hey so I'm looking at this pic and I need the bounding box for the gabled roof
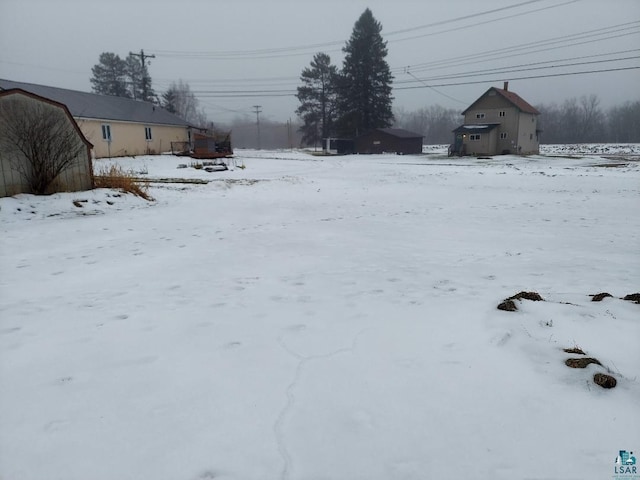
[369,128,423,139]
[0,79,191,127]
[0,88,93,148]
[462,86,540,115]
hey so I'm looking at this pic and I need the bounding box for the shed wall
[356,131,422,154]
[0,94,93,197]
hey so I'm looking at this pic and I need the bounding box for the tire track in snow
[274,329,369,480]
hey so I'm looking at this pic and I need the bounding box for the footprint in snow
[284,324,306,333]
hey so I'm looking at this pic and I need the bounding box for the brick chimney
[503,81,509,91]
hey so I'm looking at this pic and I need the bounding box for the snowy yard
[1,148,639,480]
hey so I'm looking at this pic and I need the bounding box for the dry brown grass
[94,165,154,201]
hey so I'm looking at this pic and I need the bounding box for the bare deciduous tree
[161,80,208,127]
[0,97,87,194]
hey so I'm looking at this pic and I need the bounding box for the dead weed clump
[593,373,617,389]
[94,165,154,201]
[565,357,602,368]
[508,291,544,302]
[623,293,640,304]
[563,347,586,355]
[497,291,544,311]
[497,299,518,311]
[590,292,613,302]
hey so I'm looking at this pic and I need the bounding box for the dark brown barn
[355,128,423,155]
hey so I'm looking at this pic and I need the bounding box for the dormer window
[476,113,485,119]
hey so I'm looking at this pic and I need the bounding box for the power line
[188,51,639,98]
[149,0,572,61]
[401,54,640,85]
[189,64,640,99]
[394,21,640,74]
[404,70,469,105]
[387,0,579,47]
[394,66,640,92]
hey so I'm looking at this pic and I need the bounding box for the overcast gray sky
[1,0,639,123]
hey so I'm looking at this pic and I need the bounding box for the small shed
[355,128,423,155]
[0,89,93,197]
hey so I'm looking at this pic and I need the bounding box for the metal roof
[0,79,190,127]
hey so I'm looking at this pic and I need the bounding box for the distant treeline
[221,95,640,149]
[535,96,640,144]
[393,95,640,145]
[218,118,304,150]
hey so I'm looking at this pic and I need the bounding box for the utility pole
[253,105,262,149]
[129,49,155,101]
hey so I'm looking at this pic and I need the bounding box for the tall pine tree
[91,52,155,102]
[90,52,130,98]
[336,9,394,137]
[295,52,338,148]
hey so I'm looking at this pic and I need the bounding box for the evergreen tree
[296,52,338,148]
[336,8,394,137]
[125,54,146,101]
[125,53,155,102]
[162,88,178,114]
[90,52,130,98]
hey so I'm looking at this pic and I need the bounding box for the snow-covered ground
[1,149,639,480]
[423,143,640,156]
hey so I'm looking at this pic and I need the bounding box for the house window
[101,124,111,141]
[530,133,534,140]
[476,113,485,119]
[145,127,152,141]
[470,134,481,141]
[500,132,508,139]
[499,111,506,117]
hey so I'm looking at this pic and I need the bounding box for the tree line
[213,93,640,149]
[535,95,640,144]
[392,96,640,145]
[90,53,208,128]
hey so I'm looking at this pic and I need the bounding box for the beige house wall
[516,112,540,154]
[463,95,514,125]
[463,130,497,156]
[0,94,93,197]
[77,119,190,158]
[462,94,539,155]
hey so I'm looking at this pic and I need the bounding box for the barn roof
[462,86,540,115]
[0,79,190,127]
